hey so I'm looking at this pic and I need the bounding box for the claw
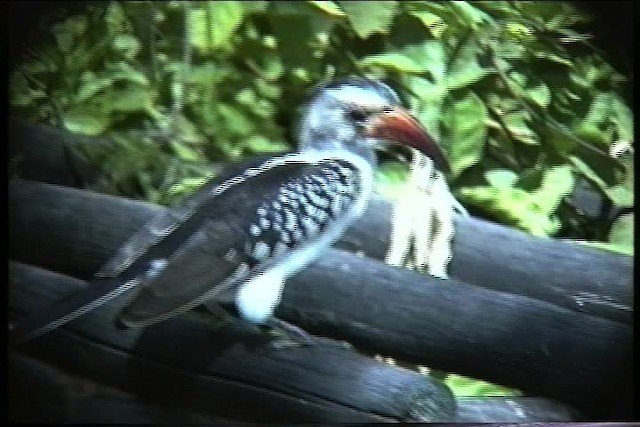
[264,318,352,349]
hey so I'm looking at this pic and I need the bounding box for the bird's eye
[348,108,368,123]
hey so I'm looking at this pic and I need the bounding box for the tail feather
[9,276,140,347]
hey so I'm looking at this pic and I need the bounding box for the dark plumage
[10,78,448,346]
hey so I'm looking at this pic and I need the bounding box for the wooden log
[9,353,75,423]
[9,261,456,423]
[9,353,221,423]
[9,117,103,188]
[277,248,633,421]
[455,397,583,423]
[339,201,633,326]
[9,354,580,424]
[9,119,633,325]
[9,180,632,419]
[9,353,580,423]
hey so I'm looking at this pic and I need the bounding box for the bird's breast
[235,154,375,324]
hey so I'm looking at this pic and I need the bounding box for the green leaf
[458,186,560,237]
[544,124,577,155]
[75,77,115,103]
[609,94,633,142]
[254,79,282,99]
[409,11,447,38]
[268,3,331,70]
[472,2,520,18]
[400,41,447,81]
[166,173,216,199]
[502,110,538,145]
[532,51,573,67]
[241,1,268,14]
[234,88,257,106]
[492,39,527,60]
[528,82,551,109]
[443,91,488,177]
[515,1,584,24]
[571,55,624,88]
[51,16,88,53]
[532,165,575,213]
[375,161,409,200]
[606,156,633,207]
[112,34,141,59]
[307,1,345,17]
[103,62,149,86]
[569,143,625,202]
[485,169,518,189]
[607,185,634,208]
[566,150,599,178]
[63,106,111,136]
[262,54,285,80]
[10,72,46,107]
[403,75,447,139]
[187,63,219,86]
[216,104,254,136]
[105,2,127,33]
[371,40,446,79]
[575,122,608,146]
[109,85,154,112]
[505,22,534,39]
[244,135,290,154]
[609,213,633,253]
[170,141,202,162]
[270,1,337,35]
[446,38,492,90]
[189,1,244,53]
[578,92,613,133]
[445,373,521,397]
[340,1,398,39]
[173,114,206,144]
[568,154,618,198]
[448,1,494,29]
[21,58,57,75]
[508,71,551,109]
[360,53,424,73]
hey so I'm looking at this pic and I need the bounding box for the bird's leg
[263,318,352,350]
[264,318,316,347]
[190,300,236,332]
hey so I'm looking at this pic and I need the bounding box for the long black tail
[9,276,140,348]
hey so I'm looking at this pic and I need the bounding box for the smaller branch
[243,59,269,81]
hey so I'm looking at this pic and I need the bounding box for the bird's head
[298,78,449,172]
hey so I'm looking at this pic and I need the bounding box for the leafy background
[9,1,634,397]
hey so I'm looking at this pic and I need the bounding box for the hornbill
[9,78,449,346]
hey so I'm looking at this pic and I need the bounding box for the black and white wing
[10,150,374,344]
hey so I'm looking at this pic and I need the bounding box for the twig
[243,59,269,81]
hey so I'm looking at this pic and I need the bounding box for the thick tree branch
[9,179,632,419]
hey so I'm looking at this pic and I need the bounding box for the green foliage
[341,1,398,39]
[575,211,634,256]
[442,91,488,177]
[189,1,245,53]
[608,213,634,253]
[460,165,575,237]
[445,373,522,398]
[375,160,410,200]
[10,1,632,236]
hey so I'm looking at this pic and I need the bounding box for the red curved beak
[365,107,449,173]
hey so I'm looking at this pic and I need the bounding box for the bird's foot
[187,301,237,332]
[264,318,352,350]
